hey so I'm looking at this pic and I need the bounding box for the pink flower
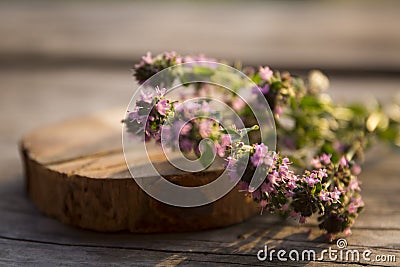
[310,158,322,169]
[168,121,191,139]
[220,134,231,147]
[251,144,270,167]
[156,99,170,116]
[348,177,361,191]
[253,84,270,95]
[140,90,154,104]
[216,134,231,157]
[318,169,328,179]
[348,203,357,214]
[339,156,348,167]
[215,144,226,157]
[260,200,268,208]
[279,164,289,174]
[163,51,182,64]
[286,174,298,190]
[200,101,213,114]
[348,196,364,214]
[319,154,332,165]
[251,144,268,167]
[319,190,330,201]
[282,157,290,164]
[260,84,270,94]
[259,66,273,81]
[274,105,284,115]
[299,216,306,224]
[155,86,167,97]
[261,181,275,193]
[305,172,320,187]
[330,187,341,202]
[232,97,246,111]
[344,228,352,236]
[351,164,362,175]
[268,172,279,186]
[351,196,364,208]
[179,139,193,152]
[141,51,152,64]
[199,120,213,138]
[179,122,192,136]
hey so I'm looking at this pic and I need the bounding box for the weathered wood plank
[0,196,399,252]
[4,238,384,267]
[1,68,400,265]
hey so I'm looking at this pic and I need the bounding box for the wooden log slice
[20,108,259,233]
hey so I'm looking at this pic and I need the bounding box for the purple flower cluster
[251,143,273,167]
[126,52,376,239]
[134,51,218,85]
[133,51,183,85]
[135,51,181,67]
[125,90,233,157]
[183,54,217,68]
[160,101,222,154]
[124,87,174,142]
[259,66,273,81]
[249,66,297,116]
[227,145,363,237]
[124,84,364,238]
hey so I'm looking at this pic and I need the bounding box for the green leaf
[220,128,240,137]
[210,71,245,92]
[300,96,323,111]
[346,103,368,116]
[314,183,322,195]
[252,73,263,85]
[193,66,215,76]
[377,126,397,142]
[332,107,354,121]
[199,141,215,169]
[239,125,260,136]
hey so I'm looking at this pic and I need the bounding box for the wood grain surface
[3,69,398,266]
[20,108,260,233]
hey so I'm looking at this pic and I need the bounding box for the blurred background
[1,0,400,70]
[0,0,399,185]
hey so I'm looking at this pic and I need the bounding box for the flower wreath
[123,52,400,240]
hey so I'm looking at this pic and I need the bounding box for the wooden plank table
[0,1,399,266]
[0,68,399,266]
